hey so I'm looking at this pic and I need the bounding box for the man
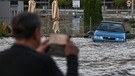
[0,12,79,76]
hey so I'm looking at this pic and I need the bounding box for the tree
[113,0,126,9]
[57,0,72,8]
[24,0,28,11]
[84,0,103,33]
[50,0,84,9]
[80,0,84,9]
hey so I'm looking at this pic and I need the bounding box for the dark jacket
[0,44,78,76]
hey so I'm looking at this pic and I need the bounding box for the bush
[130,24,135,28]
[129,19,135,24]
[126,34,135,39]
[0,29,11,37]
[128,19,135,29]
[0,25,11,37]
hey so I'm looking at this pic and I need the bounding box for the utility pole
[131,0,134,16]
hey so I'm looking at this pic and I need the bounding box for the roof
[101,20,123,24]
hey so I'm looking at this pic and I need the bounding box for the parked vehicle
[92,20,127,42]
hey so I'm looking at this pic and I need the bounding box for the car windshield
[97,22,125,32]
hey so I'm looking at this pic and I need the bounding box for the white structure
[0,0,24,26]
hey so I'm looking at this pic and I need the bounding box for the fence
[41,14,84,35]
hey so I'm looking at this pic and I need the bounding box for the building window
[11,1,18,5]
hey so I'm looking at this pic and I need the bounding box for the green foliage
[0,20,11,37]
[129,19,135,24]
[0,29,11,37]
[84,0,103,33]
[24,0,28,5]
[80,0,84,8]
[131,24,135,28]
[23,0,84,9]
[58,0,72,8]
[129,19,135,28]
[127,33,135,39]
[113,0,126,7]
[24,0,28,11]
[112,0,135,8]
[50,0,84,9]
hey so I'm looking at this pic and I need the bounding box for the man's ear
[33,27,40,40]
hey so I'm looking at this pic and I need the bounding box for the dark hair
[11,12,42,39]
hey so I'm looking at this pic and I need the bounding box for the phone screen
[48,34,69,45]
[46,34,69,57]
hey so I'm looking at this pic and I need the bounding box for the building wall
[0,1,24,26]
[0,1,11,26]
[11,1,24,16]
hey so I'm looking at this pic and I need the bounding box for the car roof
[101,20,123,24]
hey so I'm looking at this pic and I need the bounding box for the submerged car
[92,20,127,42]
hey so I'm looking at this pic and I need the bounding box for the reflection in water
[72,18,80,34]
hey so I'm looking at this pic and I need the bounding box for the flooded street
[1,37,135,76]
[53,38,135,76]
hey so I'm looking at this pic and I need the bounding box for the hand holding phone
[46,34,69,57]
[65,40,79,56]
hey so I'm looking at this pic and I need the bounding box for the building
[0,0,24,26]
[35,0,50,9]
[102,0,114,9]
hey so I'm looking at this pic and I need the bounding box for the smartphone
[46,34,70,57]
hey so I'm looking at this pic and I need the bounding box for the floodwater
[1,38,135,76]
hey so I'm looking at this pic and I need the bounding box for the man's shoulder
[0,45,53,63]
[0,48,11,55]
[36,53,54,62]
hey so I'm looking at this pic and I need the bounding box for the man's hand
[65,40,79,56]
[36,40,49,53]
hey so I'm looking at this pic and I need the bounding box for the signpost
[126,0,131,14]
[126,0,131,6]
[72,0,80,18]
[72,0,80,8]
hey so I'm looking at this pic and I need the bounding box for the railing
[37,9,135,14]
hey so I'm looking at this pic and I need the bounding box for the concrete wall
[0,1,24,26]
[18,1,24,13]
[0,1,10,26]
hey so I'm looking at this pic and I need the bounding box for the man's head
[11,12,42,48]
